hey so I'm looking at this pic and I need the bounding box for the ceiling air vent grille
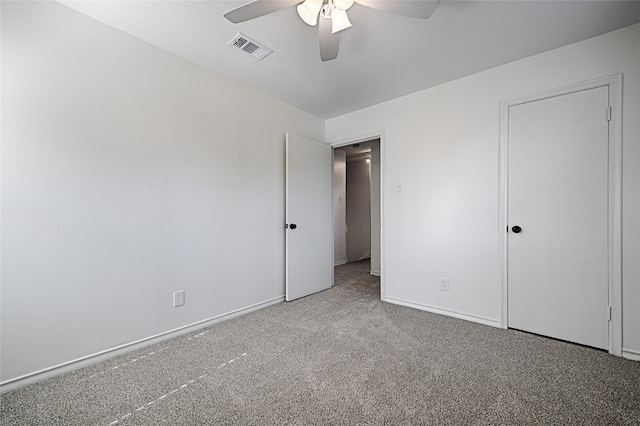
[228,33,273,61]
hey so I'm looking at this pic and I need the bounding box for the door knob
[288,224,297,230]
[511,225,522,233]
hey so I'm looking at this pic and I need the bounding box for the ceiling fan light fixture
[333,0,355,10]
[331,8,352,33]
[224,0,442,62]
[297,0,324,26]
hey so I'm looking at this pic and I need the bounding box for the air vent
[228,33,273,61]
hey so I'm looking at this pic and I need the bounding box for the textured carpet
[1,260,639,425]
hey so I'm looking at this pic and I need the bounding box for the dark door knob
[288,224,297,230]
[511,226,522,233]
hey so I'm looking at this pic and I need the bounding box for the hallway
[334,259,379,297]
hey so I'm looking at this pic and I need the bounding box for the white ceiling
[59,1,640,119]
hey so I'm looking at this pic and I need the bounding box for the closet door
[507,86,609,349]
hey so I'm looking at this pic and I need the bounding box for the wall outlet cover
[173,290,185,307]
[439,278,449,291]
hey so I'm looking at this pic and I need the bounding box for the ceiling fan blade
[224,0,303,23]
[355,0,440,19]
[318,16,340,61]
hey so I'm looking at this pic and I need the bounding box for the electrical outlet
[173,290,185,307]
[439,278,450,292]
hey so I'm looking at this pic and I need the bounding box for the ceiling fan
[224,0,440,61]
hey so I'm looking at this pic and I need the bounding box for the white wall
[0,1,324,386]
[333,149,347,265]
[327,24,640,358]
[346,159,371,261]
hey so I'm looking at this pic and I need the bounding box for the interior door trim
[498,74,623,356]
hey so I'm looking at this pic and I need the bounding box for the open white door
[286,133,333,301]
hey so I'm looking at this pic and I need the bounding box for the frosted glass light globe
[333,0,355,10]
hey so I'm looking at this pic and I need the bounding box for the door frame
[330,130,386,300]
[498,74,622,355]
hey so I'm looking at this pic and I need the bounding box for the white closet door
[508,86,609,350]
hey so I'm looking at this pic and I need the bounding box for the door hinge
[606,106,612,122]
[607,306,612,321]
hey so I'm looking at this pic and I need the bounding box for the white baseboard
[384,296,501,328]
[622,348,640,361]
[370,270,381,276]
[0,296,284,393]
[334,260,347,266]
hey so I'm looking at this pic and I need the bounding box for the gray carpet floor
[1,260,639,425]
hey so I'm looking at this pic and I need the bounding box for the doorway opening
[333,138,381,296]
[333,259,380,299]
